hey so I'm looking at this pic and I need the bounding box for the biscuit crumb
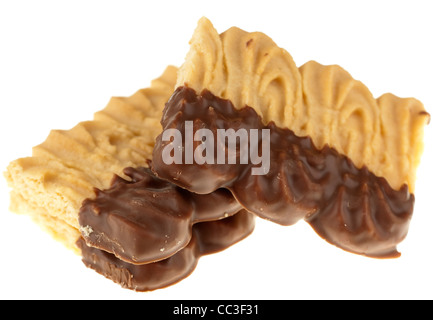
[80,225,93,237]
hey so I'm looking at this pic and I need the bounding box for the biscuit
[174,17,428,193]
[152,18,429,257]
[5,64,256,291]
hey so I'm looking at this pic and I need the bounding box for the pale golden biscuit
[177,17,429,192]
[299,61,429,192]
[177,17,303,134]
[4,66,177,252]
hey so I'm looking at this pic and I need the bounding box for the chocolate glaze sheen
[79,166,242,265]
[152,86,415,258]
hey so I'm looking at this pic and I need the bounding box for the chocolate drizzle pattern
[77,210,255,291]
[152,86,415,258]
[79,166,242,265]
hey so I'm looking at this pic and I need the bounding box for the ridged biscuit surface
[176,17,429,192]
[5,66,177,252]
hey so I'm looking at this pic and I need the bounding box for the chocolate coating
[152,86,414,258]
[76,210,255,292]
[78,166,242,264]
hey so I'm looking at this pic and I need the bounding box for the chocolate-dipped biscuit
[152,18,428,258]
[5,66,178,253]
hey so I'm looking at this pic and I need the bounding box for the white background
[1,0,432,300]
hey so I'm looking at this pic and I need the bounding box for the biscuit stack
[5,18,429,291]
